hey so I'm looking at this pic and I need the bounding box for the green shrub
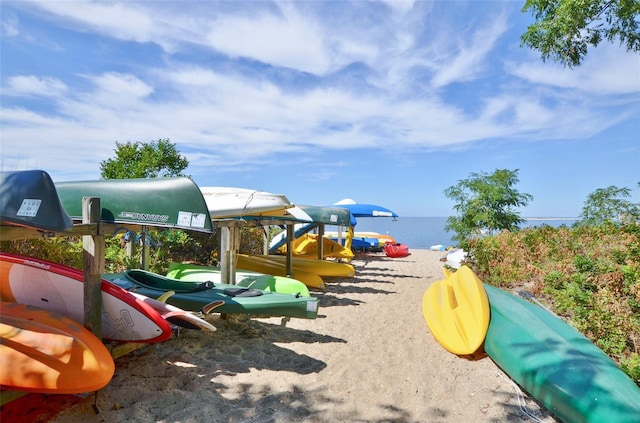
[472,222,640,386]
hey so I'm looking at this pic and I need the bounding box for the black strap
[191,281,214,292]
[223,287,263,297]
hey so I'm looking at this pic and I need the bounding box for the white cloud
[205,4,331,74]
[22,1,156,43]
[5,75,68,97]
[430,12,510,88]
[1,10,19,37]
[89,73,154,100]
[508,43,640,96]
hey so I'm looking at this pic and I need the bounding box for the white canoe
[200,187,292,218]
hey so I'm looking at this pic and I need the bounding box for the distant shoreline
[399,217,579,220]
[524,217,579,221]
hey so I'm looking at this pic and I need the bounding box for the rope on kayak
[498,372,548,423]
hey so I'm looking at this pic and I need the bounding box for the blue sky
[1,1,639,217]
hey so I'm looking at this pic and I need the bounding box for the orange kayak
[0,302,115,394]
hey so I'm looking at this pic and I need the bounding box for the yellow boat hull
[249,255,355,278]
[236,254,326,290]
[422,266,490,356]
[282,234,354,259]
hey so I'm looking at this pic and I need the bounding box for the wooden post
[285,223,294,277]
[230,226,240,285]
[317,224,325,260]
[219,226,230,284]
[126,232,137,261]
[82,197,104,338]
[140,225,150,270]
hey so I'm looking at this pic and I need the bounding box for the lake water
[342,217,578,250]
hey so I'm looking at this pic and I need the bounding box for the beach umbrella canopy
[332,198,399,225]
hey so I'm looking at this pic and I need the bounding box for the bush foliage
[468,222,640,385]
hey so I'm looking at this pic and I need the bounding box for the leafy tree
[521,0,640,67]
[444,169,534,247]
[577,184,640,226]
[100,139,189,179]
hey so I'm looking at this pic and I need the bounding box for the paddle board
[484,283,640,422]
[422,266,490,355]
[0,253,172,343]
[0,302,115,394]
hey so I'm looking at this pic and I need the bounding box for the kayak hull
[484,284,640,422]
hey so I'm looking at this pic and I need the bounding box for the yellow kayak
[422,266,490,355]
[249,254,355,278]
[280,234,355,259]
[236,254,326,290]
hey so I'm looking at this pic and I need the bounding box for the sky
[1,1,639,218]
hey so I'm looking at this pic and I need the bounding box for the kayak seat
[224,287,263,297]
[192,281,215,292]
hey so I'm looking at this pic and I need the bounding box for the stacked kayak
[235,254,326,290]
[102,269,319,320]
[1,302,115,394]
[285,234,355,259]
[166,262,311,297]
[248,255,355,278]
[0,253,173,343]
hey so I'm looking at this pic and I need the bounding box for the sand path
[4,250,557,422]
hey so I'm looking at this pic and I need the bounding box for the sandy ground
[2,249,558,422]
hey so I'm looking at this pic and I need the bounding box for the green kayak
[166,262,311,297]
[102,269,318,320]
[484,284,640,422]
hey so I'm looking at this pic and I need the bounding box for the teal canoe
[102,269,318,320]
[0,170,73,232]
[166,262,311,297]
[55,177,213,232]
[484,284,640,422]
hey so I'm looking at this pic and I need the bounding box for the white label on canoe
[177,211,206,228]
[190,213,207,228]
[306,301,318,312]
[177,211,193,226]
[16,199,42,217]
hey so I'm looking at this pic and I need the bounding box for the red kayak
[384,243,410,258]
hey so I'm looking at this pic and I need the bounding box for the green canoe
[1,170,73,232]
[166,262,311,297]
[55,177,213,232]
[484,284,640,422]
[102,269,318,320]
